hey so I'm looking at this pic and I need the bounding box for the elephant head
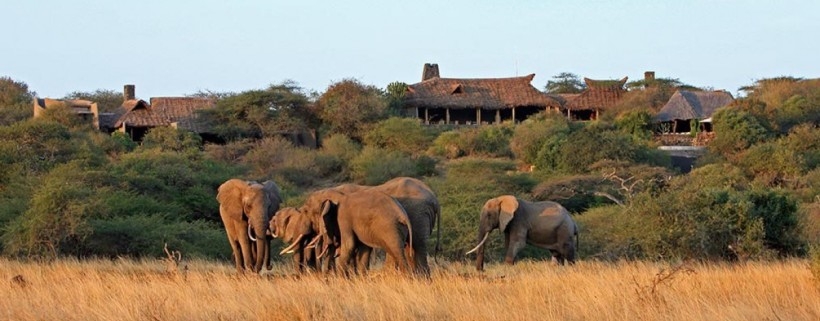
[467,195,519,271]
[271,207,319,255]
[217,179,281,273]
[299,189,346,260]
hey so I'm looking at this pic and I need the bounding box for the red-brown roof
[404,74,562,110]
[114,97,215,133]
[565,77,628,111]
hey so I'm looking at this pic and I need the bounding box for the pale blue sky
[2,1,818,99]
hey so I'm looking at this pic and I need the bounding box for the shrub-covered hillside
[0,76,818,264]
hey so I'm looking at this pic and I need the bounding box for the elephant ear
[498,195,519,232]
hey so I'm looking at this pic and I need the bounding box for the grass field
[2,258,818,321]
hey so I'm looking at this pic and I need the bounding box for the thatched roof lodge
[113,85,216,141]
[563,77,628,121]
[655,89,734,133]
[404,63,563,125]
[32,97,100,127]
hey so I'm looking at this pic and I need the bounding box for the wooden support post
[512,107,516,123]
[424,108,429,125]
[476,108,481,124]
[446,108,450,124]
[495,109,501,124]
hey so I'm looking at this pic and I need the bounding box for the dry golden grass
[2,258,818,321]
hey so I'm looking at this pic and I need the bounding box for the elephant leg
[293,246,304,273]
[337,236,356,277]
[237,230,255,272]
[356,245,372,276]
[229,240,243,272]
[504,232,527,265]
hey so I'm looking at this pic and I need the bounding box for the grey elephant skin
[467,195,578,271]
[301,188,415,276]
[217,179,281,273]
[333,177,440,277]
[270,207,319,273]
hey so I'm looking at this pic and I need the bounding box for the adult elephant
[466,195,578,271]
[299,189,414,276]
[334,177,440,277]
[217,179,281,273]
[270,207,319,273]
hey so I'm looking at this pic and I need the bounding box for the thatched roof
[655,90,734,122]
[404,74,562,110]
[565,77,628,111]
[114,97,215,133]
[34,98,95,114]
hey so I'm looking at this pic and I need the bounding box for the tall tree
[315,79,388,140]
[199,80,316,141]
[544,72,586,94]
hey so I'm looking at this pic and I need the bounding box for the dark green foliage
[384,81,409,115]
[201,81,316,141]
[85,216,228,259]
[510,112,571,165]
[64,89,123,113]
[363,117,435,154]
[0,77,34,125]
[350,147,436,185]
[535,123,668,174]
[615,109,653,141]
[429,123,515,159]
[710,107,771,158]
[140,126,203,153]
[544,72,586,94]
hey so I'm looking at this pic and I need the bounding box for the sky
[2,0,818,99]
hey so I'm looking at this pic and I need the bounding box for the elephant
[298,188,415,276]
[466,195,578,271]
[333,177,440,277]
[216,179,281,273]
[270,207,320,273]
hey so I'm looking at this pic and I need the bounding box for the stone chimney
[644,71,655,83]
[422,63,440,81]
[124,84,135,101]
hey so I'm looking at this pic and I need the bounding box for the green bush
[710,107,771,158]
[510,114,571,165]
[429,124,515,159]
[363,117,435,154]
[350,147,434,185]
[242,137,321,187]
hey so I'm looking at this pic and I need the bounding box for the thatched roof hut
[114,96,215,141]
[33,98,100,128]
[655,90,734,122]
[564,77,628,120]
[404,64,562,124]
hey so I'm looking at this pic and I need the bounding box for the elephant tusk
[271,229,279,238]
[306,234,322,249]
[316,246,328,259]
[279,234,304,255]
[465,232,490,255]
[248,225,257,242]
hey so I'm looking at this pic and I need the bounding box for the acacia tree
[64,89,123,113]
[315,79,388,140]
[544,72,586,94]
[200,80,316,141]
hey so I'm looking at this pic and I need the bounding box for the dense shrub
[363,117,435,154]
[429,123,515,159]
[710,107,772,159]
[242,137,320,187]
[350,147,436,185]
[510,113,571,165]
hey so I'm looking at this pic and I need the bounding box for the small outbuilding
[654,90,734,133]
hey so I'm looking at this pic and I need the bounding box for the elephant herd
[216,177,578,277]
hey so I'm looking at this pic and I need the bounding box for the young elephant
[270,207,320,273]
[466,195,578,271]
[302,189,414,276]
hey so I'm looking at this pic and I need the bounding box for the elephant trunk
[252,219,268,273]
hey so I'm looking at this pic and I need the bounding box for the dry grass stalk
[1,259,818,321]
